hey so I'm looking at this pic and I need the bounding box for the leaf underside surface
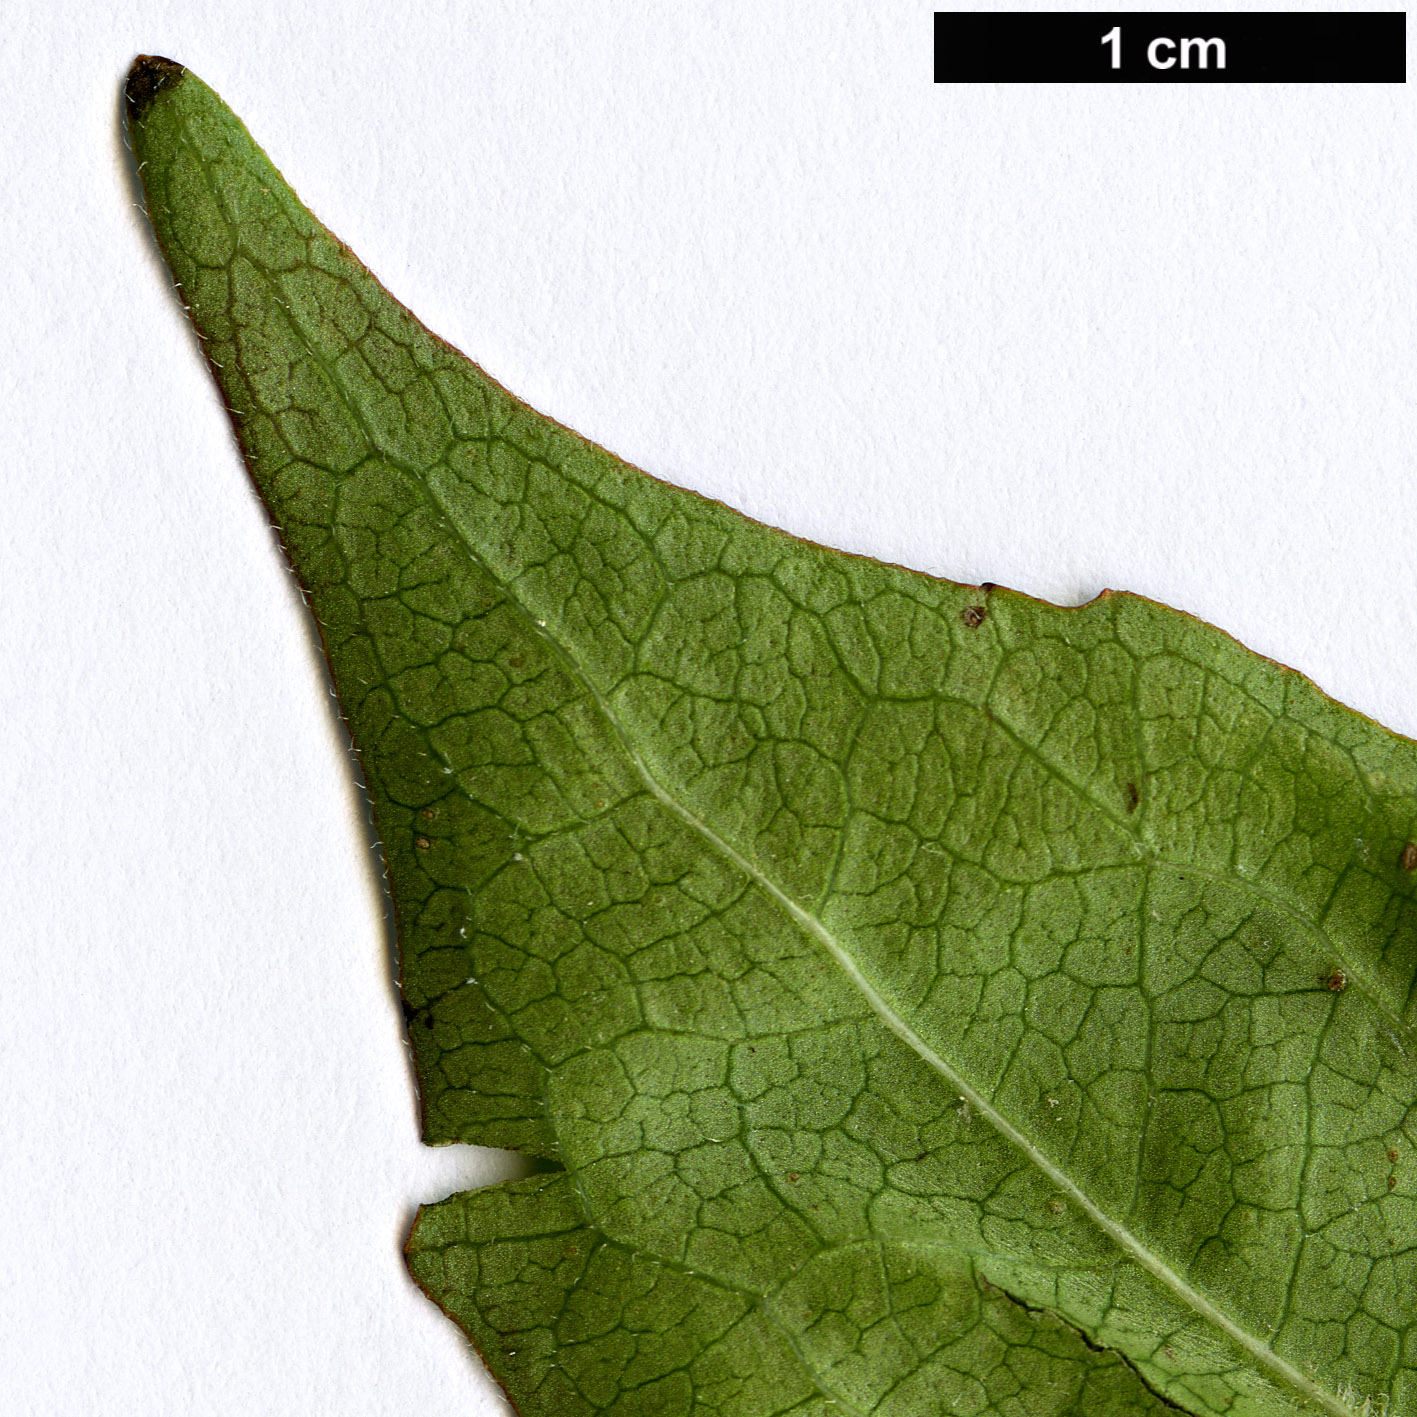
[125,57,1417,1417]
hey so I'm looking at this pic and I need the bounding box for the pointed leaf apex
[125,55,186,123]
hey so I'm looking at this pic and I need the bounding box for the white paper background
[2,2,1413,1412]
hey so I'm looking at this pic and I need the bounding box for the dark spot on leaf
[420,807,437,821]
[125,55,186,122]
[1402,842,1417,872]
[1125,781,1140,812]
[1389,1148,1400,1163]
[1389,1175,1397,1190]
[416,836,432,851]
[787,1172,798,1183]
[961,605,986,629]
[1324,969,1348,993]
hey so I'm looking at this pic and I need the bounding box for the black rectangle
[933,12,1405,82]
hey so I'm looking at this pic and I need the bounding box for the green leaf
[125,56,1417,1417]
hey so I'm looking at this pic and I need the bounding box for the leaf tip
[124,55,186,123]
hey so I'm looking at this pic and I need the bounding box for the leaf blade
[126,57,1417,1417]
